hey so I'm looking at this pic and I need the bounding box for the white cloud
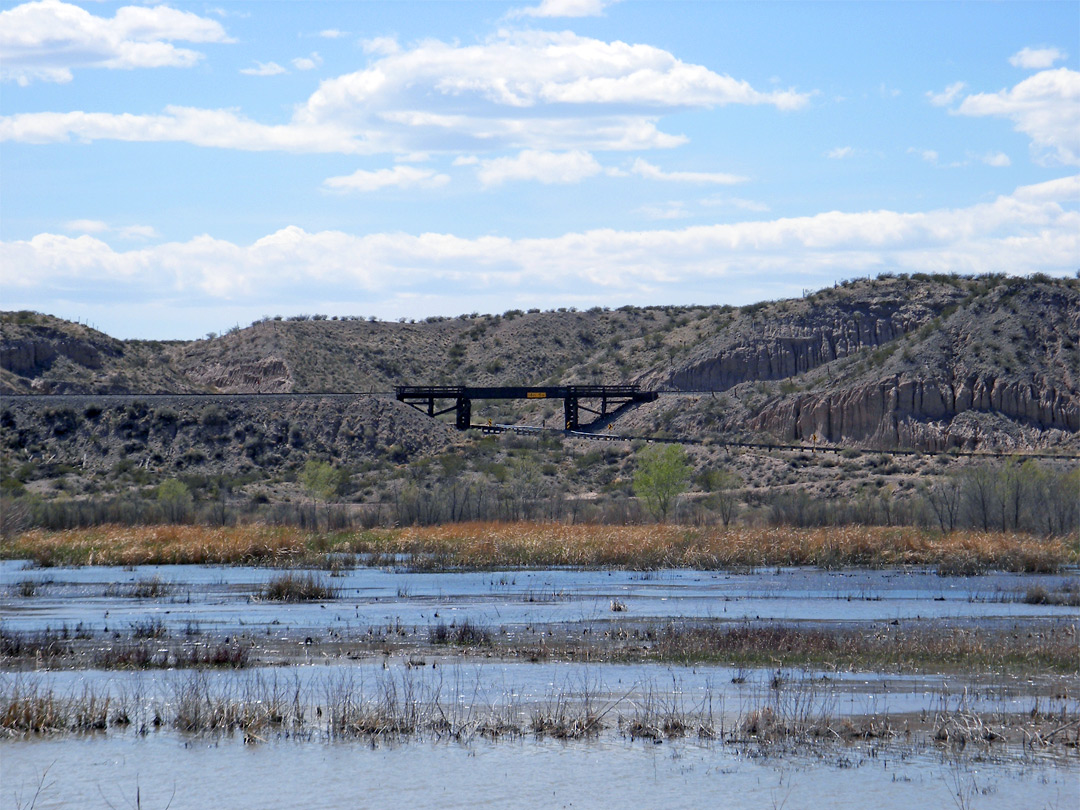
[64,219,157,239]
[630,158,746,184]
[1,29,810,155]
[0,106,367,153]
[291,52,322,71]
[361,36,399,56]
[241,61,287,77]
[116,225,159,240]
[927,81,966,107]
[475,150,605,186]
[908,147,939,164]
[700,196,770,212]
[0,0,232,84]
[1009,47,1067,70]
[826,146,854,159]
[9,178,1076,315]
[319,29,348,39]
[322,165,450,193]
[956,68,1080,166]
[980,151,1011,167]
[1012,173,1079,203]
[509,0,618,18]
[635,201,689,220]
[64,219,109,233]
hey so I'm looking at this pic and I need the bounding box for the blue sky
[1,0,1077,339]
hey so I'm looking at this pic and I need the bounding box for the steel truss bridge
[395,385,658,431]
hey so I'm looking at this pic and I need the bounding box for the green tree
[156,478,192,523]
[633,444,691,522]
[301,460,348,530]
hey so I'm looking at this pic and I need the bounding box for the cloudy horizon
[1,1,1077,339]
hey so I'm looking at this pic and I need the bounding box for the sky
[1,0,1078,340]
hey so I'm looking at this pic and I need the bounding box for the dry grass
[2,524,313,567]
[635,622,1080,673]
[3,522,1074,572]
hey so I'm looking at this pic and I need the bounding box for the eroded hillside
[2,274,1078,456]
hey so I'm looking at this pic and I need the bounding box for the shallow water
[3,561,1074,637]
[3,561,1077,809]
[2,732,1076,810]
[4,659,1074,721]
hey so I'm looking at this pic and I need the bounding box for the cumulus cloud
[955,68,1080,166]
[7,178,1075,316]
[0,106,367,153]
[1,29,811,157]
[509,0,618,18]
[291,52,322,71]
[1011,173,1080,203]
[927,81,966,107]
[826,146,854,159]
[0,0,232,84]
[240,61,287,77]
[319,29,348,39]
[980,151,1011,167]
[322,165,450,192]
[630,158,746,184]
[1009,47,1067,70]
[475,150,606,186]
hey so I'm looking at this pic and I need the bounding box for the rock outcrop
[184,356,293,393]
[754,374,1079,450]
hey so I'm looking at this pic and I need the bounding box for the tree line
[2,452,1075,539]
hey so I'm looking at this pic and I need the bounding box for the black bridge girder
[395,385,658,431]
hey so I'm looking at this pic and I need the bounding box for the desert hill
[2,274,1078,459]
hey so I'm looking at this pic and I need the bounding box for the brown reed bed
[3,522,1075,572]
[259,572,337,602]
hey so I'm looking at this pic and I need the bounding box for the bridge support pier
[456,397,471,430]
[564,396,579,431]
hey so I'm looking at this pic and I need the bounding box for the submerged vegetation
[2,668,1076,753]
[259,572,336,602]
[3,522,1074,572]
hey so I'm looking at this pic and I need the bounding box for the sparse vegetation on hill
[1,274,1077,536]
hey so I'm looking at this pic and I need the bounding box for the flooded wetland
[2,532,1078,809]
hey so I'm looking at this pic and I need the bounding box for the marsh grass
[573,621,1080,673]
[4,523,1073,572]
[260,573,336,602]
[3,670,1076,752]
[15,579,38,598]
[1023,581,1080,607]
[105,576,172,599]
[91,640,249,670]
[429,619,491,646]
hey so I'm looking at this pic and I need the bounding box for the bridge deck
[395,385,658,431]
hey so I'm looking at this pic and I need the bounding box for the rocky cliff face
[754,374,1079,450]
[667,315,916,390]
[742,277,1079,449]
[655,278,971,392]
[1,333,117,377]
